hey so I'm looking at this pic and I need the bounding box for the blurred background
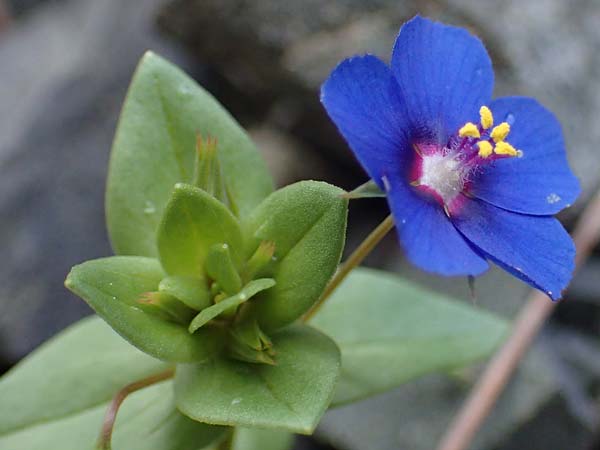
[1,0,600,449]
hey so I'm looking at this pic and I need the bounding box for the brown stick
[436,190,600,450]
[0,0,11,32]
[97,368,175,450]
[303,214,395,322]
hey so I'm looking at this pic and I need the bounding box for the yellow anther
[458,122,481,138]
[476,140,493,158]
[494,141,519,157]
[479,106,493,129]
[490,122,510,143]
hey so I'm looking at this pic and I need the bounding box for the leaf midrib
[153,74,188,181]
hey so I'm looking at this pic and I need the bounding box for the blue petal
[453,198,575,300]
[386,172,489,276]
[471,96,580,215]
[390,16,494,143]
[321,54,410,188]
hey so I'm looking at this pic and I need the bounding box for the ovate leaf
[174,325,340,434]
[0,382,226,450]
[157,183,244,276]
[106,51,273,257]
[243,181,348,331]
[231,428,294,450]
[0,316,168,436]
[159,275,211,310]
[65,256,224,362]
[310,268,509,405]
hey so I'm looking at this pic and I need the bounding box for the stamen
[490,122,510,143]
[479,106,494,129]
[458,122,481,138]
[443,204,451,217]
[476,140,493,158]
[494,141,519,156]
[412,143,423,156]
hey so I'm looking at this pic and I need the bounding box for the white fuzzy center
[419,153,465,205]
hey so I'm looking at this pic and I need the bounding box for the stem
[96,368,175,450]
[436,190,600,450]
[217,429,235,450]
[304,214,395,322]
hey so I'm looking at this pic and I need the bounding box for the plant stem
[217,429,235,450]
[436,190,600,450]
[303,214,395,322]
[96,368,175,450]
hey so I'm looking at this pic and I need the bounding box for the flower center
[418,153,466,206]
[410,106,522,216]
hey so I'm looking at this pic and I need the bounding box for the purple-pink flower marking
[410,105,522,217]
[321,16,580,299]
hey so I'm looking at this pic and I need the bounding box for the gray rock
[157,2,600,448]
[158,0,599,209]
[0,0,189,361]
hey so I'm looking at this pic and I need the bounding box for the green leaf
[136,291,196,324]
[158,183,244,277]
[0,381,226,450]
[106,51,273,257]
[189,278,276,333]
[309,268,509,406]
[159,275,211,310]
[230,428,294,450]
[65,256,224,362]
[192,135,228,203]
[174,325,341,434]
[0,316,168,437]
[243,181,348,331]
[206,243,243,295]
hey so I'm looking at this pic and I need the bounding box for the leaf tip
[64,269,77,291]
[174,182,187,191]
[141,49,158,63]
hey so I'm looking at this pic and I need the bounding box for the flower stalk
[304,214,394,322]
[96,368,175,450]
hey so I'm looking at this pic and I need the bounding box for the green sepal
[227,339,276,366]
[192,135,228,205]
[189,279,276,333]
[106,51,273,257]
[228,316,276,365]
[174,325,340,434]
[157,183,244,277]
[206,243,243,295]
[136,291,196,324]
[243,240,276,280]
[65,256,225,362]
[230,317,273,352]
[243,181,348,331]
[343,180,385,199]
[158,275,211,311]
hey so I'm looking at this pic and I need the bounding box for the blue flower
[321,16,580,300]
